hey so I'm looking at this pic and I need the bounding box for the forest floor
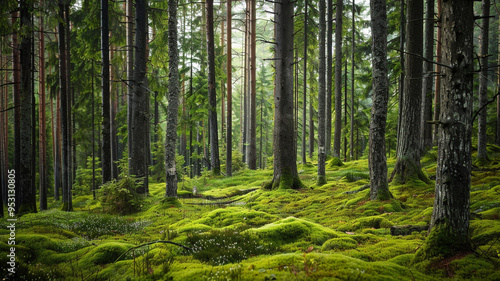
[1,147,500,280]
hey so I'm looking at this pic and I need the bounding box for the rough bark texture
[497,17,500,146]
[477,0,490,164]
[368,0,391,201]
[333,0,343,158]
[350,0,355,160]
[226,0,233,176]
[317,0,327,185]
[101,0,112,183]
[39,7,48,211]
[12,12,21,209]
[129,0,149,193]
[206,0,221,175]
[421,0,434,153]
[326,0,333,156]
[165,0,179,198]
[264,0,302,190]
[19,0,36,214]
[393,0,426,184]
[126,0,134,154]
[58,0,71,212]
[302,0,308,164]
[433,0,442,145]
[415,0,474,261]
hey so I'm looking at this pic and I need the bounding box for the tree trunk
[415,0,473,260]
[12,11,21,209]
[497,16,500,146]
[326,0,333,157]
[248,0,257,170]
[421,0,434,153]
[226,0,233,176]
[165,0,180,197]
[396,0,404,156]
[126,0,134,153]
[130,0,149,193]
[302,0,308,165]
[433,0,442,145]
[350,0,355,160]
[369,0,391,201]
[101,0,112,183]
[58,0,71,212]
[317,0,327,185]
[392,0,426,184]
[264,0,303,190]
[39,5,48,210]
[477,0,490,164]
[333,0,343,158]
[206,0,221,175]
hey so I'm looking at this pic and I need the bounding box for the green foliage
[150,127,166,183]
[73,156,102,196]
[186,230,275,265]
[231,150,246,172]
[344,171,370,182]
[99,177,143,215]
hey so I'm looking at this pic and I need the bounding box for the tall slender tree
[369,0,391,201]
[477,0,490,164]
[415,0,473,260]
[433,0,442,145]
[226,0,233,176]
[248,0,257,170]
[326,0,333,156]
[264,0,303,190]
[39,2,47,210]
[302,0,308,164]
[392,0,426,183]
[421,0,434,152]
[101,0,112,183]
[350,0,355,160]
[333,0,343,159]
[165,0,179,197]
[206,0,221,175]
[129,0,149,193]
[317,0,327,185]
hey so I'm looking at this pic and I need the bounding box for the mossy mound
[328,157,344,168]
[250,217,338,245]
[322,237,358,251]
[336,215,395,232]
[78,242,134,267]
[193,207,277,228]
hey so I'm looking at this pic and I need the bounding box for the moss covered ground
[1,147,500,280]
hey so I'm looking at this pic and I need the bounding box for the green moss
[193,207,277,228]
[337,216,394,232]
[161,196,182,208]
[78,242,134,267]
[322,237,358,251]
[328,157,344,167]
[317,175,327,186]
[250,217,338,245]
[470,220,500,246]
[388,254,415,266]
[177,223,212,234]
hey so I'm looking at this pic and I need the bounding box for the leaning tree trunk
[333,0,343,159]
[477,0,490,164]
[392,0,427,184]
[263,0,303,190]
[165,0,179,197]
[369,0,391,201]
[317,0,327,185]
[206,0,221,175]
[415,0,474,260]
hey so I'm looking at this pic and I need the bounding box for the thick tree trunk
[12,12,21,209]
[477,0,490,164]
[415,0,473,260]
[333,0,343,158]
[58,0,71,212]
[130,0,149,193]
[392,0,426,184]
[421,0,434,153]
[317,0,327,185]
[165,0,179,197]
[206,0,221,175]
[226,0,233,176]
[39,7,47,210]
[369,0,391,201]
[264,0,303,190]
[497,17,500,146]
[101,0,112,183]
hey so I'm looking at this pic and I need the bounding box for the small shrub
[73,157,102,196]
[98,177,143,214]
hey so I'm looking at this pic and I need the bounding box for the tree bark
[39,5,48,210]
[12,11,21,209]
[165,0,179,197]
[369,0,391,201]
[264,0,303,190]
[206,0,221,175]
[226,0,233,176]
[248,0,257,170]
[302,0,308,164]
[126,0,134,154]
[333,0,343,158]
[317,0,327,185]
[415,0,474,260]
[129,0,149,193]
[477,0,490,164]
[101,0,112,183]
[326,0,333,156]
[433,0,442,145]
[350,0,355,160]
[421,0,434,153]
[392,0,426,184]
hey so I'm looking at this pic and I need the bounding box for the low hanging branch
[114,240,191,263]
[472,90,500,123]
